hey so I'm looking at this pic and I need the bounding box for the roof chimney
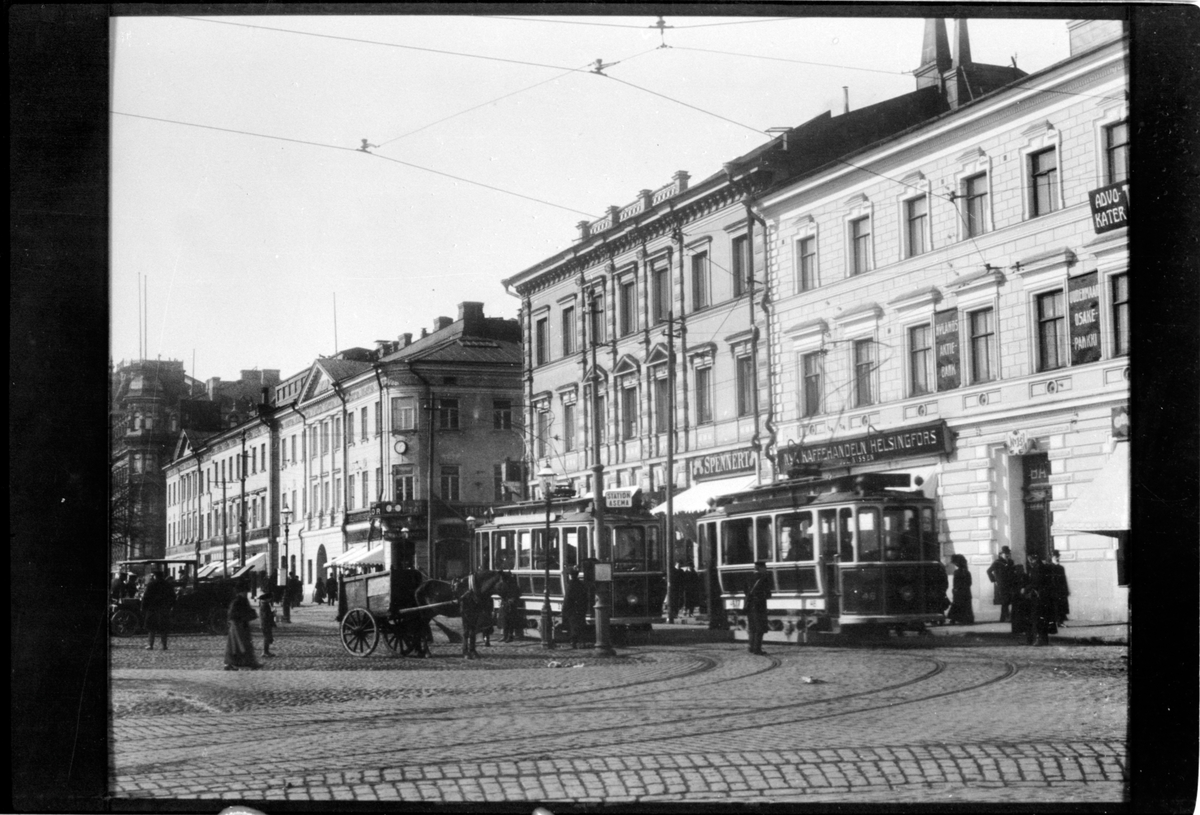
[458,301,484,332]
[843,86,850,115]
[434,316,453,332]
[421,328,429,339]
[207,376,221,400]
[400,333,412,347]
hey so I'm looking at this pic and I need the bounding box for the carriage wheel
[382,626,401,652]
[206,607,227,635]
[110,609,139,638]
[340,608,379,657]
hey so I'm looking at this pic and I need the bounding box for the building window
[854,339,875,407]
[291,435,297,464]
[322,481,329,513]
[850,217,872,275]
[394,465,415,501]
[346,412,355,444]
[438,398,460,430]
[536,408,549,458]
[736,355,755,417]
[732,235,749,297]
[321,422,329,455]
[969,308,996,383]
[695,366,713,424]
[654,375,670,433]
[562,306,576,355]
[621,386,638,440]
[619,279,637,336]
[348,475,356,510]
[374,403,381,438]
[797,237,816,292]
[906,196,928,257]
[691,252,710,310]
[310,484,318,517]
[909,324,933,395]
[493,464,506,502]
[361,406,369,440]
[535,316,548,365]
[361,473,370,508]
[1030,148,1059,217]
[1106,121,1129,184]
[589,291,606,344]
[440,465,460,502]
[1036,290,1066,371]
[1111,274,1129,356]
[801,352,822,417]
[493,399,513,430]
[333,476,342,511]
[391,396,415,431]
[563,401,576,452]
[251,448,258,474]
[963,173,988,237]
[651,261,670,324]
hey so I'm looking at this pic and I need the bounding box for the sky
[111,11,1072,382]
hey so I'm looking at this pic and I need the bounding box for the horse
[433,570,511,659]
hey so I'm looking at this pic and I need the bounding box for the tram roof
[707,473,931,515]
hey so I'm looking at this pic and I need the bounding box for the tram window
[698,522,714,570]
[477,531,491,570]
[534,528,559,567]
[646,525,664,570]
[721,518,754,565]
[857,507,880,561]
[817,510,839,560]
[839,507,855,561]
[517,530,532,569]
[778,512,814,561]
[755,516,773,562]
[883,507,920,561]
[921,507,937,560]
[614,527,645,571]
[563,528,580,568]
[495,531,515,570]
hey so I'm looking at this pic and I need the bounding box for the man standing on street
[141,571,175,651]
[986,546,1015,622]
[745,561,772,655]
[562,567,589,649]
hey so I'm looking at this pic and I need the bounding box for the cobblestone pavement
[110,603,1128,806]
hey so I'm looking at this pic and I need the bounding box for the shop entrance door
[1022,453,1053,560]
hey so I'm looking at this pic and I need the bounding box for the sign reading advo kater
[776,420,953,469]
[934,308,961,391]
[1068,271,1101,365]
[1088,181,1129,234]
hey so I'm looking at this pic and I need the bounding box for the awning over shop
[196,563,226,579]
[1052,442,1129,536]
[328,544,386,567]
[652,476,759,516]
[231,552,266,579]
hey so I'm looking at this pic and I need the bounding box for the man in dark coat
[1049,550,1071,626]
[111,573,129,602]
[1025,552,1055,646]
[744,561,772,655]
[141,571,175,650]
[562,568,590,649]
[986,546,1016,622]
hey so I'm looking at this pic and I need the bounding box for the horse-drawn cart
[338,568,457,657]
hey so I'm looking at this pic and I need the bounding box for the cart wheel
[341,608,379,657]
[110,609,139,638]
[206,607,227,635]
[382,626,401,652]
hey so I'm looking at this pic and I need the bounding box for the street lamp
[280,504,292,623]
[538,463,557,650]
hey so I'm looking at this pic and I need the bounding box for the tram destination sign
[776,420,953,469]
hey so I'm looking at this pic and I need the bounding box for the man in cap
[744,561,772,655]
[562,566,590,649]
[140,571,175,651]
[986,546,1016,622]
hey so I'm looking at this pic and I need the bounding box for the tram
[472,486,667,634]
[698,471,948,640]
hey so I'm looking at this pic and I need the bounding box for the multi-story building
[760,19,1129,621]
[502,18,1031,568]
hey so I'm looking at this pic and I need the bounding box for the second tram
[472,487,667,634]
[699,472,948,639]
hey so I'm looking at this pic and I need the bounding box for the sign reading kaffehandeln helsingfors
[776,420,953,469]
[1088,181,1129,234]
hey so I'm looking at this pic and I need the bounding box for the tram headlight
[627,594,639,606]
[900,586,915,602]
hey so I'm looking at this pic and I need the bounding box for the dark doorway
[1022,452,1053,560]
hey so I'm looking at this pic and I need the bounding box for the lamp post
[466,516,476,571]
[280,504,292,623]
[538,463,557,649]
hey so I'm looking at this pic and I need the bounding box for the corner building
[761,20,1129,621]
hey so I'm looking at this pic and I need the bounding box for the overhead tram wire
[672,45,911,76]
[598,74,769,137]
[110,111,597,219]
[482,16,796,30]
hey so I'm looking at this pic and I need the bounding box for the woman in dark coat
[498,572,524,643]
[313,577,326,606]
[946,554,974,625]
[224,590,260,671]
[562,568,590,648]
[1009,564,1031,638]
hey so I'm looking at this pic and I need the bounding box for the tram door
[817,509,841,617]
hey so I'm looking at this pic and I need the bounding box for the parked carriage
[337,566,455,657]
[699,472,948,640]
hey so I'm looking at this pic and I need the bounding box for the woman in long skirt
[947,554,975,625]
[224,592,260,671]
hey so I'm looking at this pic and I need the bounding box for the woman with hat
[257,586,276,658]
[224,584,261,671]
[946,554,975,625]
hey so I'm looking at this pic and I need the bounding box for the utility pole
[239,432,248,565]
[663,311,679,620]
[588,290,615,656]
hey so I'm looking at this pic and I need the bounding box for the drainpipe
[288,399,310,623]
[193,443,208,564]
[744,199,778,482]
[409,363,436,575]
[743,195,763,486]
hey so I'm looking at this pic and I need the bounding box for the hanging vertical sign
[934,308,960,391]
[1068,271,1101,365]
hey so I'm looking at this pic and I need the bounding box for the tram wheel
[340,608,379,657]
